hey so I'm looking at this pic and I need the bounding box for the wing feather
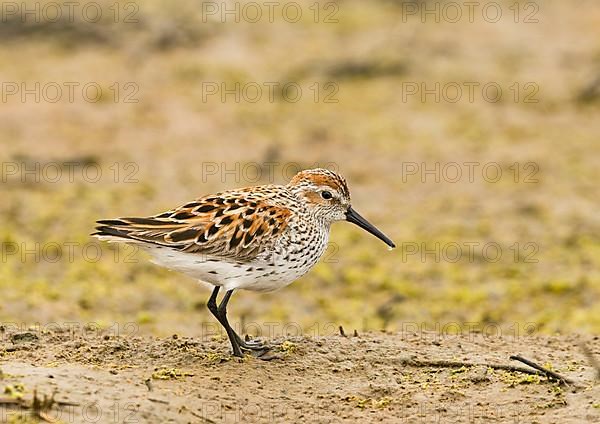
[93,187,293,262]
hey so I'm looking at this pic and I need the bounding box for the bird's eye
[321,191,333,200]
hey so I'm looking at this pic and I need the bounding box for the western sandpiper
[93,168,395,357]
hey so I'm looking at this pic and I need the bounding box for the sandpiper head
[289,169,395,248]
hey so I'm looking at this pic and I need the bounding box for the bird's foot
[239,335,269,351]
[237,335,282,360]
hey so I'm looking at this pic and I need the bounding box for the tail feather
[92,225,134,240]
[96,219,130,226]
[92,217,187,248]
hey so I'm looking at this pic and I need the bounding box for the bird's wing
[93,188,293,262]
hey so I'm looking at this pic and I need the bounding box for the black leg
[218,292,269,352]
[206,286,242,357]
[206,286,269,357]
[206,286,221,319]
[216,289,243,357]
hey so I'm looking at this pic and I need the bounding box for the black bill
[345,207,396,248]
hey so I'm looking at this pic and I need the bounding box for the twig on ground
[338,326,346,337]
[0,388,79,423]
[55,400,80,406]
[0,397,22,405]
[191,409,218,423]
[509,355,575,386]
[399,357,546,377]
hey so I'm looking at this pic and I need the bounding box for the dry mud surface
[0,329,598,424]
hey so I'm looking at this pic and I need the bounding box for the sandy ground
[1,2,599,423]
[0,328,598,424]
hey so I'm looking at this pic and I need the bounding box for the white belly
[142,244,323,292]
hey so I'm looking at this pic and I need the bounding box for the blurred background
[0,0,598,339]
